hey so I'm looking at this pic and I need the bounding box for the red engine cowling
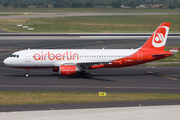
[59,65,77,76]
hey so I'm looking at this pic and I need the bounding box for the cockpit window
[10,54,19,58]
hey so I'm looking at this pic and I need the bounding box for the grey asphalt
[0,33,180,36]
[0,100,180,112]
[0,37,180,111]
[0,12,180,20]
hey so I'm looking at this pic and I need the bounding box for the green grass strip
[0,91,180,105]
[0,14,180,33]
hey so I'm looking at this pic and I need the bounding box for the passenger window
[17,55,19,58]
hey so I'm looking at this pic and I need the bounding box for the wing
[54,61,112,68]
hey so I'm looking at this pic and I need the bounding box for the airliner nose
[3,58,11,66]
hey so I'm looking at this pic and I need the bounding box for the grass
[0,15,180,33]
[0,13,55,16]
[145,63,180,66]
[0,14,23,16]
[0,8,180,13]
[0,91,180,105]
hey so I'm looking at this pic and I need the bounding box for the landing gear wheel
[25,68,30,77]
[85,73,91,78]
[25,73,29,77]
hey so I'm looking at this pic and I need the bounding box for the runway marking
[0,85,180,90]
[148,71,177,81]
[0,49,20,51]
[0,51,14,56]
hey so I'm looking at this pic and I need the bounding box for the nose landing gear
[25,68,29,77]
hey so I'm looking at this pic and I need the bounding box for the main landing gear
[79,71,91,78]
[85,73,91,78]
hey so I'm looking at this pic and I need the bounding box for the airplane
[3,22,173,78]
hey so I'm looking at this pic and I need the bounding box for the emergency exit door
[137,51,143,61]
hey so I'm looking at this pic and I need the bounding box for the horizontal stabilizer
[152,54,172,56]
[151,50,173,57]
[152,53,173,56]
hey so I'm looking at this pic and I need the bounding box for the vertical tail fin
[141,22,170,51]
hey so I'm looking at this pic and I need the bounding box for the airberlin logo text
[33,51,79,61]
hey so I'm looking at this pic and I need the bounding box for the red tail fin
[141,22,170,51]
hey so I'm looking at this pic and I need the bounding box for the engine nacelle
[52,67,59,72]
[59,65,77,76]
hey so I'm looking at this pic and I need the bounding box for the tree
[45,4,48,8]
[3,1,9,7]
[85,2,93,8]
[61,0,70,8]
[76,2,81,8]
[128,0,136,8]
[112,1,121,8]
[71,2,77,8]
[20,3,28,8]
[13,3,18,8]
[53,3,58,8]
[169,4,177,9]
[71,2,81,8]
[53,2,61,8]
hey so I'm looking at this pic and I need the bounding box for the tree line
[0,0,180,9]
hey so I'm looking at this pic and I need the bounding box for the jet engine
[59,65,78,76]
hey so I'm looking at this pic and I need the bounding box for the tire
[25,73,29,77]
[85,73,91,78]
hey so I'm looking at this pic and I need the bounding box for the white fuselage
[4,49,139,68]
